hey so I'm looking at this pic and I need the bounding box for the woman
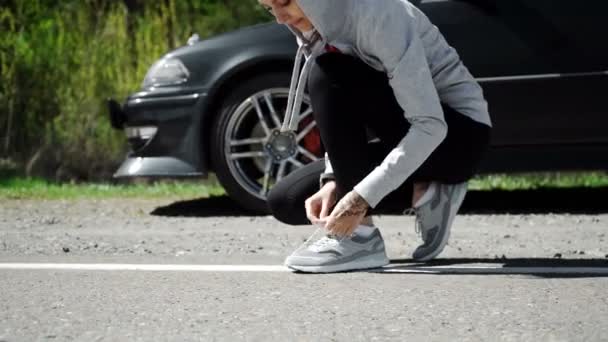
[261,0,492,273]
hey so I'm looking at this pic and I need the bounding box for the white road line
[0,263,290,272]
[0,263,607,275]
[378,265,608,275]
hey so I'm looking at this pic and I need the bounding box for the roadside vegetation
[1,172,607,200]
[1,1,606,201]
[0,177,225,200]
[468,171,608,191]
[0,0,269,181]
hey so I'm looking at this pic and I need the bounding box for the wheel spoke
[287,157,304,168]
[297,108,313,124]
[264,92,282,128]
[230,137,266,147]
[260,158,274,196]
[296,120,316,141]
[230,151,266,160]
[297,146,320,162]
[276,161,288,183]
[250,96,271,135]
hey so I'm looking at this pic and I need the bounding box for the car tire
[210,72,323,214]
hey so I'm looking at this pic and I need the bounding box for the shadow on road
[150,196,262,217]
[374,257,608,278]
[150,186,608,217]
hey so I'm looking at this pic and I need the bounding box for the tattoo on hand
[336,192,369,217]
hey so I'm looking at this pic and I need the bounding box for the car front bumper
[108,88,210,178]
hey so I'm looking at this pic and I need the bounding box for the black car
[109,0,608,213]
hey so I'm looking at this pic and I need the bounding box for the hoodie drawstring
[281,30,324,133]
[282,45,306,132]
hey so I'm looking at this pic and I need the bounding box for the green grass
[469,171,608,191]
[0,177,225,200]
[0,172,607,200]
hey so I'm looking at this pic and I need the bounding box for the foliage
[0,176,225,199]
[2,171,608,200]
[0,0,269,180]
[468,172,608,191]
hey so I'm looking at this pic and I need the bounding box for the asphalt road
[1,196,607,341]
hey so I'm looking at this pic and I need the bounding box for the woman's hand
[325,190,370,237]
[305,181,338,225]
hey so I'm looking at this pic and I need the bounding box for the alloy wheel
[223,88,323,200]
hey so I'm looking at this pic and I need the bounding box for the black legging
[268,53,491,225]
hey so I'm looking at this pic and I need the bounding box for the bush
[0,0,269,181]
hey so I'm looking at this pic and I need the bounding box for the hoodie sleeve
[352,4,448,208]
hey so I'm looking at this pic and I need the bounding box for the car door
[420,0,608,147]
[511,0,608,146]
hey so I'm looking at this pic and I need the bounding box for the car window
[516,0,608,72]
[463,0,608,72]
[421,0,545,76]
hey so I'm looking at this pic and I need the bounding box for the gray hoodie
[283,0,492,208]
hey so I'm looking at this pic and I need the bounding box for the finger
[305,199,319,223]
[324,215,336,233]
[315,218,328,228]
[320,200,331,219]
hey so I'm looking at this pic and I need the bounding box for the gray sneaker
[407,182,468,261]
[284,227,390,273]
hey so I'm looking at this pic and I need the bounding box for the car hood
[169,22,292,57]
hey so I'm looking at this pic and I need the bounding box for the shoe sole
[286,252,390,273]
[413,225,451,262]
[413,184,467,262]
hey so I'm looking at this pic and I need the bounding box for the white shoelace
[292,227,350,254]
[404,207,423,236]
[310,235,339,250]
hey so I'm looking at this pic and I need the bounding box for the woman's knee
[307,56,333,97]
[309,53,381,89]
[309,53,356,90]
[308,55,360,126]
[267,186,309,226]
[267,160,325,226]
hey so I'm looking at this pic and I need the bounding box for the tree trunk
[3,98,13,156]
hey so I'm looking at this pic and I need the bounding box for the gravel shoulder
[0,198,606,263]
[1,198,607,341]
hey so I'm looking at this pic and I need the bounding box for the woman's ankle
[412,182,431,207]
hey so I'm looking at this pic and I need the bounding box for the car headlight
[142,58,190,88]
